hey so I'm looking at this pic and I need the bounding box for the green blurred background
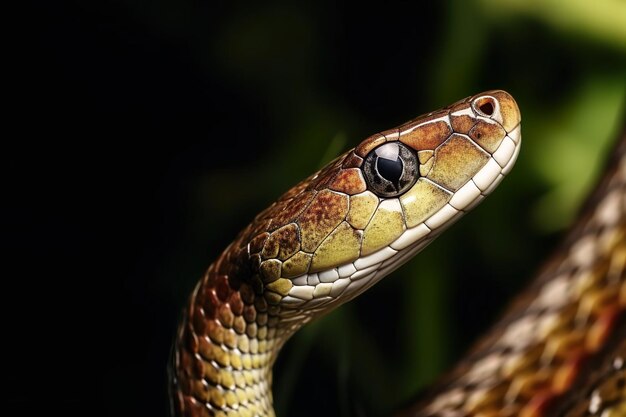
[6,1,625,416]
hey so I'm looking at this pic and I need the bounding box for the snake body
[170,91,625,417]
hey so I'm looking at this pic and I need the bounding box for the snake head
[223,90,521,324]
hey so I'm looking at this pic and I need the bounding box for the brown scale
[170,91,521,417]
[398,132,626,417]
[550,319,626,417]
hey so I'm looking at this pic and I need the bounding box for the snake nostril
[479,101,494,116]
[472,96,497,118]
[473,96,497,117]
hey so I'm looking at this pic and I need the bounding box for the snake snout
[472,89,522,134]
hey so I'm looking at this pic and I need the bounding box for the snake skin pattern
[398,132,626,417]
[170,91,522,417]
[553,325,625,416]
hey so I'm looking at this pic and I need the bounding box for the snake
[169,90,626,417]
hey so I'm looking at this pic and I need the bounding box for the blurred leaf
[479,0,626,52]
[528,74,626,231]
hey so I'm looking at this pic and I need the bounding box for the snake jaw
[280,128,522,314]
[267,91,522,316]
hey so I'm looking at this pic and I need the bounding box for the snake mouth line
[283,130,523,312]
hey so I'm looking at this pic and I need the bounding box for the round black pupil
[376,154,403,188]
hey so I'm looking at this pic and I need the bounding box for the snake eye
[363,142,419,197]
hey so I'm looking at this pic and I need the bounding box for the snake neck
[171,254,309,417]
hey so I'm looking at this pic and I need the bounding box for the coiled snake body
[170,91,626,417]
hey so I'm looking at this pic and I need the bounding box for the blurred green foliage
[159,1,625,416]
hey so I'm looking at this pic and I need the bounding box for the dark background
[5,1,625,416]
